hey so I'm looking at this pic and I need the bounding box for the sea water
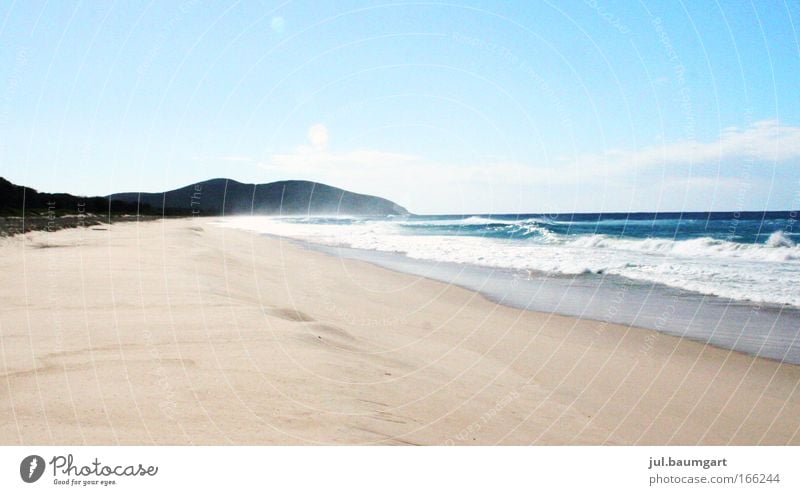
[219,211,800,363]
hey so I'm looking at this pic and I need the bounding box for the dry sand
[1,218,799,445]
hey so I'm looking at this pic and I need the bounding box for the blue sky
[1,0,799,214]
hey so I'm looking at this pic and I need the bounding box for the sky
[1,0,799,214]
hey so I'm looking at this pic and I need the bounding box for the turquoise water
[246,211,799,306]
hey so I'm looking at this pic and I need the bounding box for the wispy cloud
[257,120,800,186]
[191,155,254,163]
[263,148,424,172]
[234,120,800,212]
[574,120,800,173]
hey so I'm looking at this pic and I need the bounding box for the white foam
[217,217,800,307]
[566,234,800,262]
[396,216,519,227]
[766,230,797,248]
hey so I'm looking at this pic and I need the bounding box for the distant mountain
[110,178,409,216]
[0,177,144,215]
[0,177,409,217]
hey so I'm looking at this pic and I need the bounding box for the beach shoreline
[1,217,799,445]
[295,238,800,366]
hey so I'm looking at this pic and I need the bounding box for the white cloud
[267,120,800,188]
[191,155,254,163]
[307,123,329,150]
[574,120,800,174]
[249,120,800,212]
[265,148,421,171]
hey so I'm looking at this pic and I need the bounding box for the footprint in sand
[265,307,316,323]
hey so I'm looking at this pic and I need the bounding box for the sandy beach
[1,218,798,445]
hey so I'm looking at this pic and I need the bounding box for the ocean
[219,211,800,363]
